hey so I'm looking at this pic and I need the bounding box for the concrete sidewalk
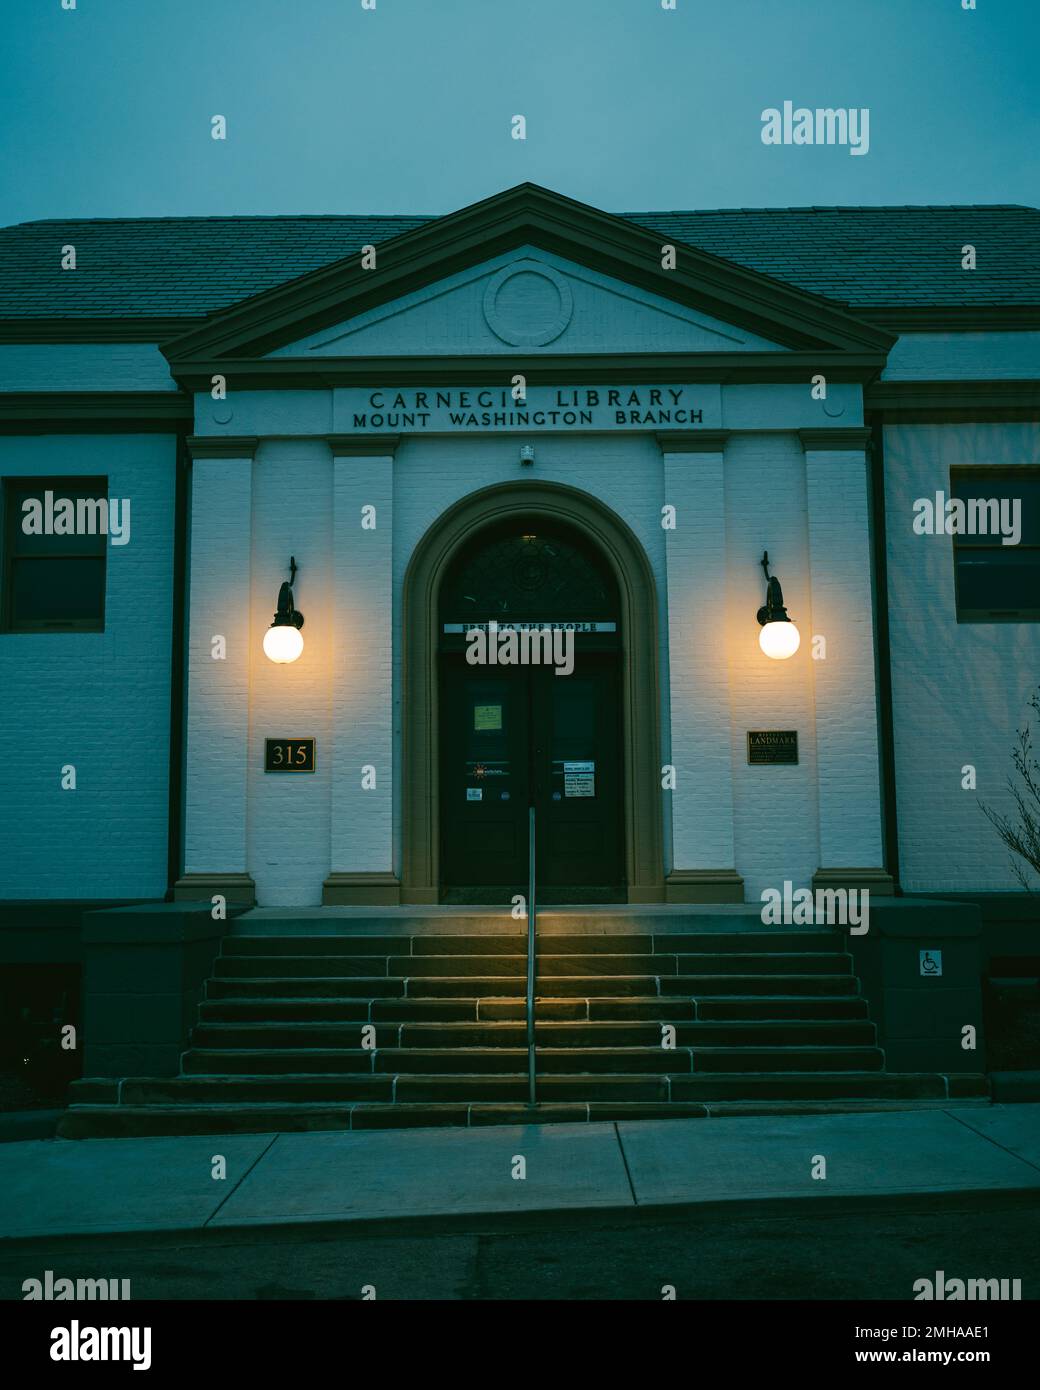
[2,1106,1039,1242]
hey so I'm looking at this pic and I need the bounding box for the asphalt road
[3,1200,1039,1301]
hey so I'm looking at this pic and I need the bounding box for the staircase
[61,918,989,1136]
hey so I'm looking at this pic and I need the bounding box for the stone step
[181,1044,885,1075]
[212,951,852,979]
[190,1019,877,1049]
[693,995,868,1019]
[95,1071,987,1107]
[214,956,395,979]
[220,931,844,957]
[56,1093,988,1140]
[70,915,914,1138]
[207,977,409,1000]
[204,973,860,1000]
[228,912,833,937]
[198,994,870,1022]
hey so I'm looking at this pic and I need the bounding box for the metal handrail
[526,804,537,1105]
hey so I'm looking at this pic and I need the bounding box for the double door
[439,652,623,899]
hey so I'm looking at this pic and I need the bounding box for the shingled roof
[0,205,1037,320]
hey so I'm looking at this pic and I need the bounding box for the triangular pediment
[264,248,788,358]
[161,184,895,375]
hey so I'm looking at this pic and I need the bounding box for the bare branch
[979,685,1040,890]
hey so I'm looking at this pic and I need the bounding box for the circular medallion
[482,262,573,347]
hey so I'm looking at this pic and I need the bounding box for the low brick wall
[848,899,986,1074]
[81,902,247,1078]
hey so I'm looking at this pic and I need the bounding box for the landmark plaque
[747,730,798,765]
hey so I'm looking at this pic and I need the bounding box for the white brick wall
[663,445,735,871]
[330,451,394,879]
[182,453,254,882]
[183,431,674,903]
[805,446,885,868]
[247,440,334,905]
[181,421,900,905]
[723,434,821,900]
[0,433,177,898]
[882,333,1040,382]
[884,421,1040,890]
[183,376,946,908]
[0,343,177,391]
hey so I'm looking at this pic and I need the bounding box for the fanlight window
[439,522,619,625]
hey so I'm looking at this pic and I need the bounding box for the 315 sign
[264,738,316,773]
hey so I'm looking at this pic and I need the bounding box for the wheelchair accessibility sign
[919,950,943,978]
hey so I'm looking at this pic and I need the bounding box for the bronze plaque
[264,738,316,772]
[747,730,798,765]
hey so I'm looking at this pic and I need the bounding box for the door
[439,653,624,900]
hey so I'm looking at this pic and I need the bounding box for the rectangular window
[952,468,1040,622]
[1,477,108,632]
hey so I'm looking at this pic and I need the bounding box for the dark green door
[439,653,624,900]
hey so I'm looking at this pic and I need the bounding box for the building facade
[2,184,1038,912]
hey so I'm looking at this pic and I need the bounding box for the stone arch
[401,480,664,902]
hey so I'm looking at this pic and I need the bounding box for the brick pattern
[805,446,885,868]
[330,452,394,875]
[0,433,176,897]
[0,343,177,391]
[246,441,334,905]
[884,421,1040,891]
[181,429,896,904]
[183,454,253,877]
[724,433,820,900]
[663,448,736,869]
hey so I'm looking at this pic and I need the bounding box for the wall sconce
[756,551,800,659]
[263,555,305,664]
[519,444,535,467]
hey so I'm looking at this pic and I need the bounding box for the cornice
[798,427,874,451]
[655,430,731,452]
[327,433,401,457]
[168,351,889,391]
[186,435,259,459]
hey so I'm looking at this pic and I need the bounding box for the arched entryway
[439,518,623,901]
[401,482,664,903]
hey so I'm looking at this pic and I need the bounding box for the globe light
[755,551,799,660]
[759,619,801,660]
[264,557,305,664]
[263,624,304,664]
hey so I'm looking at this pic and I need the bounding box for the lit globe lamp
[263,556,305,664]
[756,551,800,660]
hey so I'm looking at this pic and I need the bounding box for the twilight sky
[1,0,1037,224]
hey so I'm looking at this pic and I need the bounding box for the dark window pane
[11,556,105,624]
[441,523,619,622]
[952,474,1040,547]
[9,482,109,556]
[956,549,1040,614]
